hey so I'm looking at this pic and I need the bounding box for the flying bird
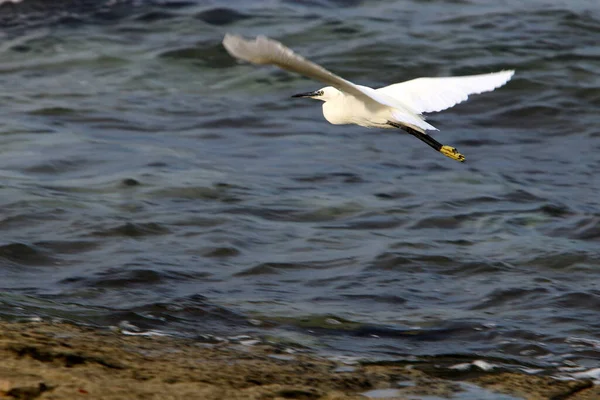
[222,34,514,162]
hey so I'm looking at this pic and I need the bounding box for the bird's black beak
[291,90,322,98]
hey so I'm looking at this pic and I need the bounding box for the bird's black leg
[387,122,465,162]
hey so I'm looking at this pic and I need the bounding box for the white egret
[222,34,514,162]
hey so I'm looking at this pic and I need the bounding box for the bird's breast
[322,97,390,128]
[322,101,351,125]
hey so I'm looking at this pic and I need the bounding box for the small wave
[60,267,209,289]
[24,157,89,174]
[195,7,250,26]
[34,240,98,254]
[0,242,56,265]
[321,216,405,230]
[149,187,242,204]
[367,252,454,271]
[134,10,176,22]
[235,257,352,277]
[225,202,364,223]
[341,294,407,305]
[571,218,600,240]
[0,0,139,30]
[551,292,600,311]
[469,288,549,311]
[235,262,320,277]
[547,216,600,241]
[90,222,170,238]
[27,106,79,116]
[201,247,241,258]
[292,171,364,184]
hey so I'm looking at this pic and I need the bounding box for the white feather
[222,34,513,133]
[377,71,514,114]
[223,34,436,131]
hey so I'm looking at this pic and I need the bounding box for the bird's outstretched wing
[223,34,373,101]
[377,71,514,114]
[222,34,425,123]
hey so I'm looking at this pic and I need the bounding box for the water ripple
[0,0,599,375]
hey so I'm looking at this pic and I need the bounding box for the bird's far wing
[377,70,514,114]
[222,34,396,109]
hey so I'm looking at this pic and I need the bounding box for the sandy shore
[0,321,596,400]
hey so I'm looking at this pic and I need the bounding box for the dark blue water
[1,0,599,377]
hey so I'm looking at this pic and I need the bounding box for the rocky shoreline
[0,321,597,400]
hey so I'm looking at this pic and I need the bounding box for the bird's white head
[291,86,340,102]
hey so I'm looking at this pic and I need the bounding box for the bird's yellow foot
[440,145,465,162]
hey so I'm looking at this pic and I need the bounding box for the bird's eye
[318,90,324,96]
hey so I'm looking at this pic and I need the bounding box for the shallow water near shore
[3,321,597,399]
[0,0,599,380]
